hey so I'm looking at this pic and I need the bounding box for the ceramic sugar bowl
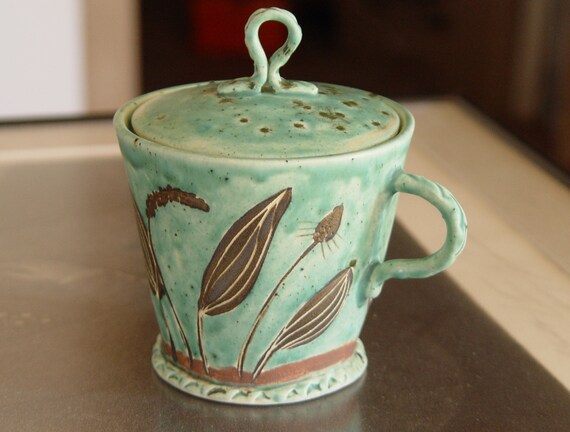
[114,8,467,405]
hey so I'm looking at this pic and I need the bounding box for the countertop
[1,98,569,430]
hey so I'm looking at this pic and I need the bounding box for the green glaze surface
[130,82,400,159]
[114,7,467,405]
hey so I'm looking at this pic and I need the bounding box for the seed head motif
[313,205,343,244]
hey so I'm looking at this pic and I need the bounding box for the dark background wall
[141,0,570,173]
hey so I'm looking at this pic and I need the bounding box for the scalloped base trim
[151,336,368,405]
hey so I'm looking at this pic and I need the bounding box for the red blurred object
[190,0,290,56]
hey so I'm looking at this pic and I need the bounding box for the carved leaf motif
[146,185,210,218]
[252,267,353,380]
[237,203,345,376]
[132,188,210,369]
[199,188,292,316]
[133,201,164,298]
[134,187,209,298]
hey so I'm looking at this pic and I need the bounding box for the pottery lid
[130,8,401,160]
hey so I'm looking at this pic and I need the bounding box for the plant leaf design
[237,203,344,376]
[252,267,353,381]
[146,185,210,218]
[134,187,210,298]
[133,200,179,360]
[312,205,343,244]
[132,187,210,369]
[199,188,292,316]
[197,188,292,374]
[133,200,164,298]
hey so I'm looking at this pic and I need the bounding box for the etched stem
[158,299,178,362]
[237,242,316,376]
[149,216,193,368]
[163,285,193,368]
[251,340,278,382]
[251,267,353,382]
[197,309,209,375]
[148,221,179,363]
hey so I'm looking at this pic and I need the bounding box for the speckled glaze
[114,8,467,405]
[130,81,400,159]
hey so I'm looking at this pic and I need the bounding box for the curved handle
[366,172,468,299]
[217,8,318,96]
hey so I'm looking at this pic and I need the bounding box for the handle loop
[217,8,318,96]
[366,172,468,299]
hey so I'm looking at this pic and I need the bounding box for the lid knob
[217,8,318,96]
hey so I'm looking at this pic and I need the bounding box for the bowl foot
[151,336,368,405]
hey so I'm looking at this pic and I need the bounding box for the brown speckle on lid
[293,100,312,110]
[319,111,346,120]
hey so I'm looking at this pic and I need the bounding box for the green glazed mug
[114,8,467,405]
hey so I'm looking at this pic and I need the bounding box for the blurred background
[1,0,569,172]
